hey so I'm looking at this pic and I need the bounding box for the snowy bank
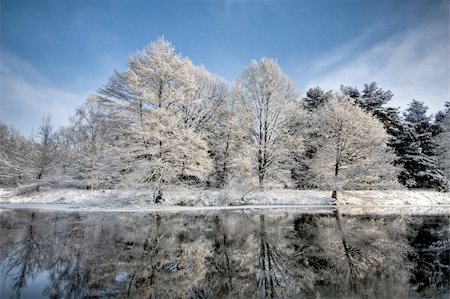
[0,187,449,209]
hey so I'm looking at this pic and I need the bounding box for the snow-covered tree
[292,87,334,188]
[341,83,402,138]
[178,66,227,131]
[359,82,393,110]
[126,38,194,112]
[97,37,194,136]
[27,115,59,189]
[432,101,450,135]
[97,38,213,201]
[433,102,450,181]
[0,122,30,185]
[295,83,403,191]
[126,108,211,193]
[58,97,122,189]
[358,83,406,142]
[234,58,298,188]
[206,92,253,188]
[397,100,449,191]
[177,66,239,188]
[307,92,398,199]
[341,83,418,190]
[282,102,309,189]
[339,84,360,100]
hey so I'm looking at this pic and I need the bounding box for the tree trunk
[332,156,339,200]
[154,82,164,204]
[259,173,264,190]
[258,145,264,189]
[221,135,231,188]
[332,190,337,199]
[154,188,163,204]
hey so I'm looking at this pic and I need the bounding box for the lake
[0,207,449,298]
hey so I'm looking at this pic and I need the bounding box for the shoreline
[1,203,450,215]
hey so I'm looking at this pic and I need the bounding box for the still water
[0,207,448,299]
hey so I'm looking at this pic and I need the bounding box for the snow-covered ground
[0,187,449,211]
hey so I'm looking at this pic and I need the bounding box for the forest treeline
[1,38,449,200]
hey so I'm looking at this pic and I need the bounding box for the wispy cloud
[309,24,385,74]
[0,50,88,136]
[305,21,449,113]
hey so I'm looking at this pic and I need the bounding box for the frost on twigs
[2,38,449,203]
[306,92,399,199]
[94,38,220,199]
[234,58,300,189]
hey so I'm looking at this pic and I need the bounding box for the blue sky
[1,0,448,135]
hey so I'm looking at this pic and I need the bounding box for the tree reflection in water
[0,208,448,298]
[1,212,47,298]
[408,216,450,298]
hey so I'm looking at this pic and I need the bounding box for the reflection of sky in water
[0,208,448,298]
[115,272,128,282]
[0,264,49,299]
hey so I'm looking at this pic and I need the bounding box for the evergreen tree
[360,82,393,110]
[302,87,332,112]
[397,100,449,191]
[339,84,360,100]
[432,101,450,136]
[433,102,450,182]
[342,83,401,137]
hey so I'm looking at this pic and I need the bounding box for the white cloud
[0,51,88,136]
[305,21,449,114]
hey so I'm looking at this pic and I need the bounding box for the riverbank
[1,187,449,208]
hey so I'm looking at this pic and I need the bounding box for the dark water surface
[0,208,448,299]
